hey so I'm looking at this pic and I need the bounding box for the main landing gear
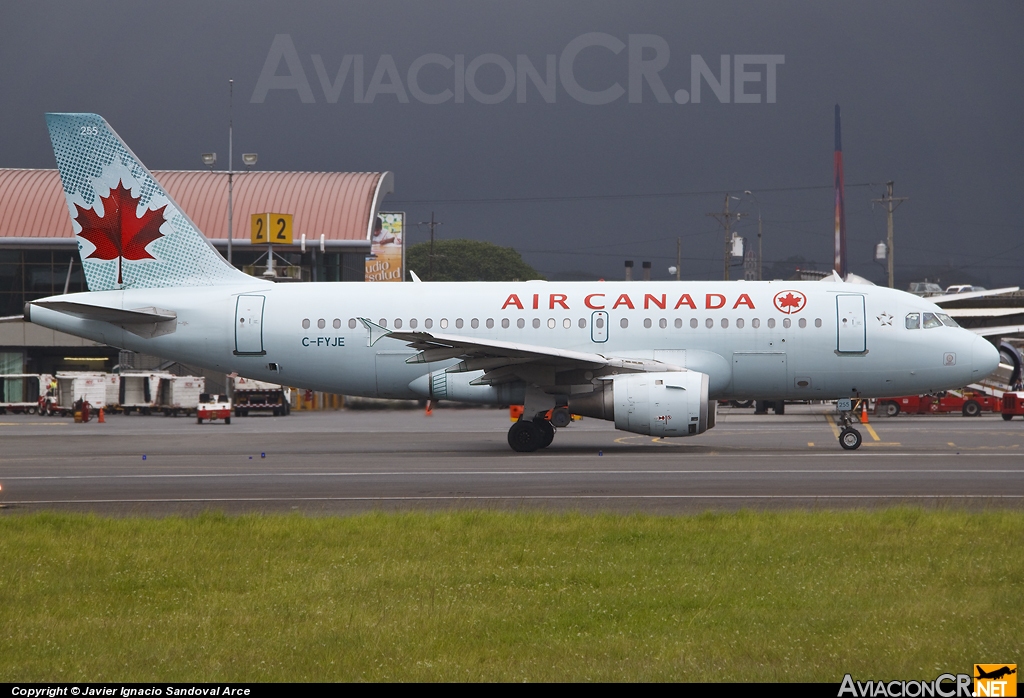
[508,417,556,453]
[836,398,862,450]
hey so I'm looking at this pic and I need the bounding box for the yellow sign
[250,213,293,245]
[975,665,1017,697]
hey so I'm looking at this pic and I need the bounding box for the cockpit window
[905,312,920,329]
[922,312,943,329]
[938,313,959,328]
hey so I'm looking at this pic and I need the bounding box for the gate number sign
[250,213,293,245]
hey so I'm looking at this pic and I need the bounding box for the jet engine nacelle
[569,371,715,437]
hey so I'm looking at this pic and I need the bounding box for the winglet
[358,318,392,346]
[409,270,422,283]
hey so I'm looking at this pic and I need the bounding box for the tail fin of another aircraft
[45,113,253,291]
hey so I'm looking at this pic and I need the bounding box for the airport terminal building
[0,168,393,384]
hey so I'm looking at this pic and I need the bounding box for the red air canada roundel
[773,290,807,314]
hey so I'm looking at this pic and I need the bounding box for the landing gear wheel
[839,427,862,450]
[535,419,555,448]
[550,407,572,428]
[962,400,981,417]
[884,401,900,417]
[508,420,543,452]
[1002,413,1014,421]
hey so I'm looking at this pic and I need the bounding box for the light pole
[744,190,762,280]
[203,80,257,268]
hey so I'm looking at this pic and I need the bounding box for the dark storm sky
[2,1,1022,286]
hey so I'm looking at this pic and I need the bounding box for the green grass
[0,509,1020,681]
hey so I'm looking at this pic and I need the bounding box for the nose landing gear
[836,398,862,450]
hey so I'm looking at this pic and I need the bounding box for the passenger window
[410,318,418,329]
[563,318,572,329]
[659,318,667,329]
[620,318,629,329]
[439,319,448,329]
[348,318,357,329]
[752,318,760,329]
[798,318,806,328]
[517,318,525,329]
[905,313,920,329]
[394,319,403,329]
[302,319,310,329]
[502,318,510,329]
[923,312,942,329]
[767,318,776,329]
[533,318,541,329]
[783,318,791,329]
[547,318,556,329]
[333,319,341,329]
[814,318,822,328]
[471,318,479,329]
[596,317,604,329]
[675,318,683,329]
[690,318,698,329]
[736,318,744,329]
[721,318,729,329]
[425,318,433,329]
[318,319,326,329]
[705,318,713,329]
[644,318,652,329]
[486,319,494,329]
[455,318,464,329]
[578,318,587,329]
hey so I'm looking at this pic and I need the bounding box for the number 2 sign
[250,213,293,245]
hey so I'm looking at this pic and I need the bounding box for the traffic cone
[97,407,105,423]
[425,400,433,416]
[860,400,869,424]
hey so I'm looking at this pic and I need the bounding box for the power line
[389,182,881,206]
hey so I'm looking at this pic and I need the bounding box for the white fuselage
[29,280,998,402]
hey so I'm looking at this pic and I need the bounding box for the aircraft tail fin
[45,113,254,291]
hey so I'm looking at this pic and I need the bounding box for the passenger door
[836,294,866,353]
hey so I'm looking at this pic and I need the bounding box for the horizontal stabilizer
[29,300,177,338]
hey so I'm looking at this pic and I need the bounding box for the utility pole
[418,211,441,281]
[707,194,745,281]
[872,181,908,289]
[675,237,681,281]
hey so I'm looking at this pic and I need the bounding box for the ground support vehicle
[876,390,1001,417]
[157,376,205,416]
[1002,392,1024,421]
[119,371,174,415]
[50,372,107,416]
[0,373,52,414]
[197,393,232,424]
[233,377,291,416]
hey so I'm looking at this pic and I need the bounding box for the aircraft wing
[360,319,681,384]
[970,324,1024,339]
[932,286,1020,305]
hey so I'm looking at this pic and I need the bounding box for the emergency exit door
[836,294,866,353]
[235,295,266,355]
[591,311,608,343]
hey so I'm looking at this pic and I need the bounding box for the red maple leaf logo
[74,180,166,284]
[773,290,806,314]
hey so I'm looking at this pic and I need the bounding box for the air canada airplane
[24,113,1000,452]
